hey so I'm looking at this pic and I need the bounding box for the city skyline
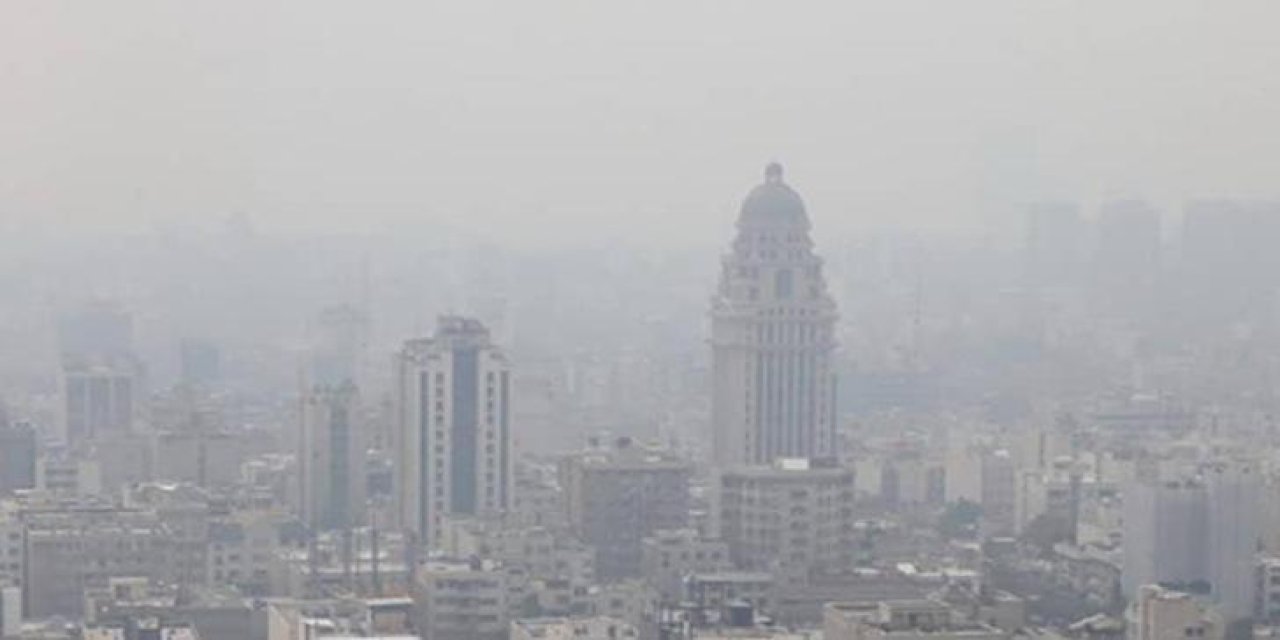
[3,4,1280,639]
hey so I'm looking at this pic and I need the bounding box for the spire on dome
[765,162,784,184]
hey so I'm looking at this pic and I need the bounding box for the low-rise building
[716,459,855,584]
[35,451,101,495]
[81,620,202,640]
[587,581,659,638]
[685,573,774,615]
[412,558,521,640]
[23,504,171,619]
[443,517,595,586]
[206,512,282,595]
[271,537,412,600]
[823,599,1006,640]
[510,616,638,640]
[528,577,592,618]
[0,505,24,592]
[641,530,733,602]
[267,597,415,640]
[1125,585,1222,640]
[560,440,692,580]
[510,469,568,531]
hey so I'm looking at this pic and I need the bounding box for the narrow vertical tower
[299,381,366,531]
[711,163,838,467]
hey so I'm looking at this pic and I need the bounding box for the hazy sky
[2,1,1278,246]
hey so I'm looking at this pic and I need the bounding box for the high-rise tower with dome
[711,163,839,467]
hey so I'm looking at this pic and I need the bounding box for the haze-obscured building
[299,382,366,532]
[560,440,692,580]
[0,421,37,494]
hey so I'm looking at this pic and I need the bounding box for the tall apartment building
[980,450,1017,538]
[1123,462,1261,624]
[299,381,366,531]
[1122,478,1209,598]
[560,440,692,580]
[716,458,855,583]
[1205,462,1261,623]
[710,163,839,468]
[396,317,513,549]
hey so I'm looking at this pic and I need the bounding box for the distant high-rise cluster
[58,302,142,444]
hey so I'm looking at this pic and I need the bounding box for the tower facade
[1122,463,1261,625]
[396,317,513,548]
[1205,462,1260,624]
[299,382,366,531]
[711,163,839,467]
[1121,477,1209,600]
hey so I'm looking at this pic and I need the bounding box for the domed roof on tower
[738,162,809,228]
